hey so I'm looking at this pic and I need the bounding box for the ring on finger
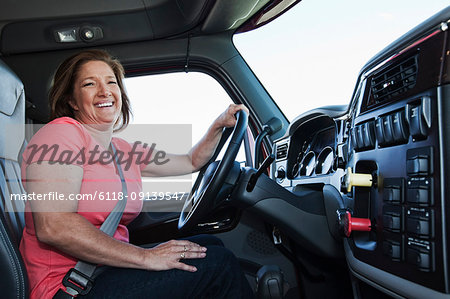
[184,245,188,252]
[180,252,185,259]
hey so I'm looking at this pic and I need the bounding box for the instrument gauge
[292,162,300,177]
[315,147,334,175]
[299,151,316,176]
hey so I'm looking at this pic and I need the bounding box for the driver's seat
[0,58,30,298]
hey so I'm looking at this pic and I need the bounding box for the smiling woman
[18,49,253,299]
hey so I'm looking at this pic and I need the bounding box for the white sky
[233,0,449,121]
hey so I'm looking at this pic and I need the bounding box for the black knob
[276,169,285,179]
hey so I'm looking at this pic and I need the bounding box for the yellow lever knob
[345,167,373,193]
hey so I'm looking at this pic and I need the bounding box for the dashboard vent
[276,143,288,160]
[370,55,418,105]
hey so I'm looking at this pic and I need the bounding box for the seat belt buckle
[62,268,94,296]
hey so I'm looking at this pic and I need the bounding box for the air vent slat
[370,55,418,106]
[276,143,288,160]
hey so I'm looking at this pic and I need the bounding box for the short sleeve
[22,117,87,168]
[135,142,155,172]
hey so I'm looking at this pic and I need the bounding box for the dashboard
[270,10,450,299]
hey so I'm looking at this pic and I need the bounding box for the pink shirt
[19,117,148,299]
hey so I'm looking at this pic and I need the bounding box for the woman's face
[71,60,122,127]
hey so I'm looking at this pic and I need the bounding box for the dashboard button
[383,178,404,204]
[408,104,428,140]
[407,177,432,206]
[384,187,401,203]
[356,125,364,150]
[383,214,401,232]
[382,115,394,144]
[375,117,386,146]
[276,168,286,179]
[407,218,431,237]
[352,127,359,150]
[407,188,429,205]
[406,156,429,176]
[363,121,376,149]
[383,241,401,260]
[407,248,431,271]
[392,110,409,143]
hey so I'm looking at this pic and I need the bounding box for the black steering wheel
[178,110,248,231]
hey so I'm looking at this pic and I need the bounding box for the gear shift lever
[256,265,285,299]
[246,154,275,192]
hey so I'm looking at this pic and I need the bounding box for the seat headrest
[0,59,25,162]
[0,60,23,117]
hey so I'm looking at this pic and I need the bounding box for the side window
[118,72,247,198]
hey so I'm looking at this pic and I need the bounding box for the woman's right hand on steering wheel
[142,240,207,272]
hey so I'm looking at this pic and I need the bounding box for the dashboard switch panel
[354,121,376,151]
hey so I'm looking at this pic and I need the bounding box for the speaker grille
[246,230,277,255]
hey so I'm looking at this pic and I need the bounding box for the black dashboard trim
[345,240,450,298]
[286,105,348,137]
[249,198,343,258]
[437,84,449,293]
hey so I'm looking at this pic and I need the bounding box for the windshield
[233,0,449,121]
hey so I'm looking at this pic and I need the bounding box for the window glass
[120,72,247,199]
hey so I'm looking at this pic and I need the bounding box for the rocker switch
[406,156,429,176]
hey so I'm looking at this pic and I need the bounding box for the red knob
[337,210,371,237]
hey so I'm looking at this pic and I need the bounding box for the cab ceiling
[0,0,269,55]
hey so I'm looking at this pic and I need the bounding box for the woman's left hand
[214,104,249,129]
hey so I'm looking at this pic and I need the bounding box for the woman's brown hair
[49,49,131,130]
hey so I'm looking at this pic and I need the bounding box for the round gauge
[315,147,334,175]
[292,151,304,177]
[291,162,300,177]
[299,151,316,176]
[296,151,304,164]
